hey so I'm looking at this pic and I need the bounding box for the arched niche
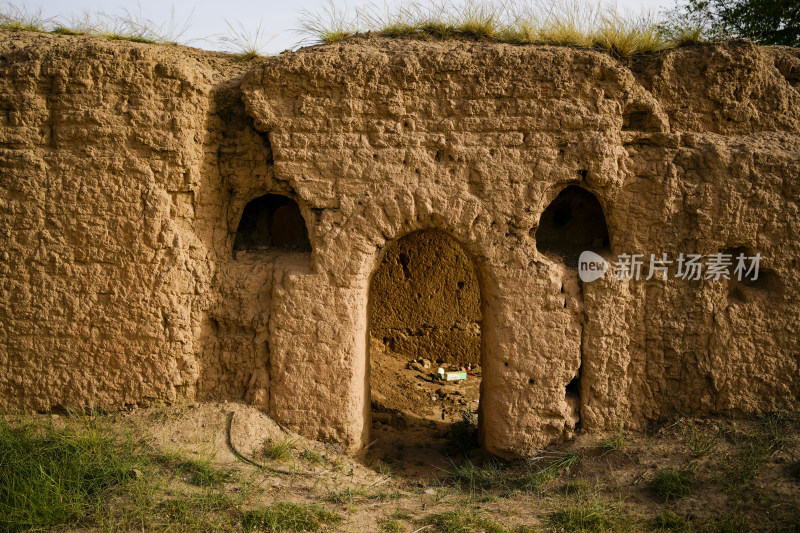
[233,194,310,253]
[535,185,610,266]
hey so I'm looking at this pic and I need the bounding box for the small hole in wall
[566,376,580,398]
[234,195,310,252]
[725,247,783,304]
[504,362,509,367]
[622,105,660,132]
[528,378,535,385]
[457,281,465,289]
[566,372,581,430]
[774,56,800,88]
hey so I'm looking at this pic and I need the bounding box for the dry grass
[216,19,274,60]
[0,2,194,45]
[0,2,49,32]
[297,0,707,57]
[0,0,708,58]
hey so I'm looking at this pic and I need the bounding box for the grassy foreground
[1,405,799,532]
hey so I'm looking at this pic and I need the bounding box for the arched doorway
[367,230,482,475]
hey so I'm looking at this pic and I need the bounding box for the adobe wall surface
[0,30,798,458]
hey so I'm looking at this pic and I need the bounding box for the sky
[35,0,676,54]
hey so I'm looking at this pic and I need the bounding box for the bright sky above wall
[37,0,676,54]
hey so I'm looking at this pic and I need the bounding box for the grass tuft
[379,517,404,532]
[262,436,297,462]
[446,459,509,492]
[547,496,635,532]
[242,502,342,532]
[651,468,693,502]
[703,513,751,533]
[650,510,692,532]
[217,19,273,60]
[426,508,506,533]
[173,457,235,487]
[0,2,194,46]
[601,426,626,454]
[0,2,50,32]
[298,1,361,45]
[446,450,582,496]
[370,459,394,477]
[679,418,718,457]
[56,6,192,45]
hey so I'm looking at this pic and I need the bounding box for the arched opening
[535,185,610,267]
[367,230,482,476]
[535,186,610,433]
[233,194,310,253]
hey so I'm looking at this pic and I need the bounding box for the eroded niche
[367,231,482,472]
[234,194,310,253]
[724,247,782,305]
[536,185,611,432]
[535,185,610,267]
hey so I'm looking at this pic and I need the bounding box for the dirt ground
[12,401,799,532]
[133,402,800,531]
[367,338,483,478]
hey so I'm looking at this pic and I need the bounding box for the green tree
[658,0,800,46]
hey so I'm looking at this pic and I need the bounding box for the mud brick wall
[1,30,798,458]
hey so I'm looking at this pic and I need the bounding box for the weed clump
[242,502,342,532]
[650,510,692,532]
[262,436,297,462]
[426,508,506,533]
[651,468,693,502]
